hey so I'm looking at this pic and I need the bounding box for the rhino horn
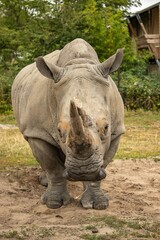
[77,107,93,127]
[70,100,85,137]
[36,56,64,83]
[97,48,124,78]
[68,101,94,157]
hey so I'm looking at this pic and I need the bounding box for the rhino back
[12,50,61,146]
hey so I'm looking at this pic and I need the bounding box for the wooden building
[127,2,160,68]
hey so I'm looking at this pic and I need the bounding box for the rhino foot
[81,184,109,210]
[41,187,71,209]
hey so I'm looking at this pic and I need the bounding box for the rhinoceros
[11,38,125,210]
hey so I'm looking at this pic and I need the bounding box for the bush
[0,101,12,114]
[113,50,160,111]
[0,71,13,113]
[0,59,22,114]
[120,71,160,110]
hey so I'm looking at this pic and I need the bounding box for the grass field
[0,110,160,169]
[117,110,160,159]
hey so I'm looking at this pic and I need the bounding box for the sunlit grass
[116,110,160,159]
[0,128,36,169]
[0,111,15,124]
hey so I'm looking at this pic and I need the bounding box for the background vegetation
[0,0,160,113]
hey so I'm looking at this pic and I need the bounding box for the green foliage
[45,0,132,60]
[118,50,160,110]
[120,71,160,110]
[1,0,158,112]
[0,101,12,113]
[0,74,12,113]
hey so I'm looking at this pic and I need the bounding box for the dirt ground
[0,158,160,240]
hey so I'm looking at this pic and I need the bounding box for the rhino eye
[97,123,109,140]
[58,127,63,138]
[96,119,109,140]
[104,123,109,132]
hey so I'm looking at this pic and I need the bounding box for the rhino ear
[97,49,124,78]
[36,57,64,83]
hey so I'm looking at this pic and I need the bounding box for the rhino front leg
[28,138,71,208]
[81,136,121,210]
[81,181,109,210]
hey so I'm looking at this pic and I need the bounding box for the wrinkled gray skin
[12,39,125,210]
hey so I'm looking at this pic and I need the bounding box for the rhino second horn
[77,107,93,127]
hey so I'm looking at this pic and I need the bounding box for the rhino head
[36,48,124,181]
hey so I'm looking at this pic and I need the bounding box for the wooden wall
[129,6,159,37]
[128,4,160,66]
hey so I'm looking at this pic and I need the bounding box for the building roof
[130,2,160,17]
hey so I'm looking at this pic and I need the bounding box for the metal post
[136,13,147,34]
[117,68,121,89]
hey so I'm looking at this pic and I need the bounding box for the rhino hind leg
[28,138,71,208]
[81,181,109,210]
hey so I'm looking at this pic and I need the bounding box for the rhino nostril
[98,168,106,180]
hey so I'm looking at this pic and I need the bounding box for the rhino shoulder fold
[111,124,126,141]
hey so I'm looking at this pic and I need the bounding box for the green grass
[81,215,160,240]
[0,110,160,169]
[1,216,159,240]
[0,111,16,124]
[0,216,159,240]
[0,128,36,169]
[0,226,55,239]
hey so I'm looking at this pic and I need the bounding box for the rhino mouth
[63,167,106,181]
[64,150,106,181]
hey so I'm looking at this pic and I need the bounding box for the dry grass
[116,111,160,159]
[0,128,35,169]
[0,111,160,169]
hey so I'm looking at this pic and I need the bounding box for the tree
[0,0,141,64]
[0,0,141,110]
[44,0,141,60]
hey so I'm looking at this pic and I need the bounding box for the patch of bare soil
[0,159,160,240]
